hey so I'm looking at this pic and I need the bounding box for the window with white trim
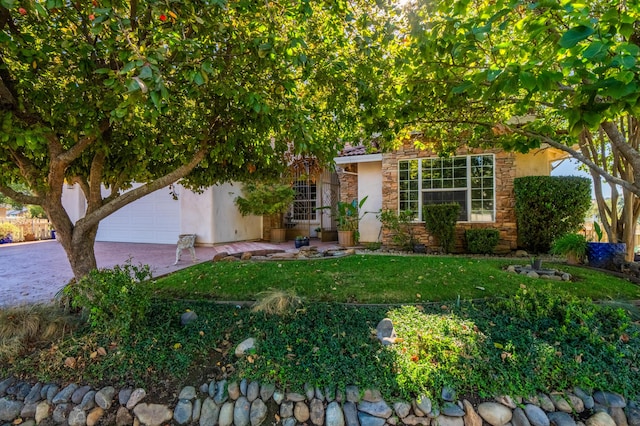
[398,154,495,222]
[292,179,318,221]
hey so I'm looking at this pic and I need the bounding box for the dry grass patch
[0,304,79,361]
[251,290,303,315]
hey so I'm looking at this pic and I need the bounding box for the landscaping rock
[463,400,483,426]
[260,383,275,402]
[250,398,268,426]
[311,398,325,425]
[115,406,133,426]
[213,251,230,261]
[548,411,577,426]
[358,400,393,418]
[496,396,518,410]
[193,398,202,423]
[234,396,251,426]
[215,380,229,404]
[200,398,220,426]
[358,411,387,426]
[228,381,241,400]
[346,386,360,403]
[295,401,311,422]
[46,384,59,403]
[525,404,550,426]
[241,379,248,396]
[95,386,116,410]
[280,401,294,418]
[52,383,78,404]
[117,387,132,406]
[78,390,96,411]
[538,394,557,412]
[513,407,532,426]
[306,383,316,400]
[316,387,325,401]
[552,393,574,413]
[20,402,37,418]
[416,395,432,414]
[247,381,260,402]
[442,402,465,417]
[574,388,595,410]
[363,389,383,402]
[609,407,629,426]
[327,401,346,426]
[25,382,43,405]
[126,388,147,409]
[434,414,465,426]
[567,393,585,413]
[626,404,640,426]
[376,318,397,345]
[594,392,626,408]
[394,401,412,419]
[86,406,105,426]
[181,310,198,325]
[344,401,359,426]
[287,392,306,402]
[174,399,193,425]
[478,402,513,426]
[133,403,173,426]
[219,401,235,426]
[52,402,72,423]
[0,397,23,421]
[179,385,197,400]
[586,412,617,426]
[34,401,50,424]
[442,387,457,402]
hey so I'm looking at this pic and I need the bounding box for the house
[61,171,340,246]
[335,139,568,252]
[62,140,566,251]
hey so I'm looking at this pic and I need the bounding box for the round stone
[478,402,513,426]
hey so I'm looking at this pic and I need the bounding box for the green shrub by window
[465,228,500,254]
[514,176,591,253]
[423,203,460,253]
[63,262,153,340]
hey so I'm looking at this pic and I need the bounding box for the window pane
[423,190,467,221]
[292,180,317,221]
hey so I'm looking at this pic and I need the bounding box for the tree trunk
[45,197,100,281]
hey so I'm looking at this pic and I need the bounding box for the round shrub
[465,228,500,254]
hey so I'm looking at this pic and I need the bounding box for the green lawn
[153,254,640,303]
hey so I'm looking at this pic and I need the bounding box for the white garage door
[96,186,180,244]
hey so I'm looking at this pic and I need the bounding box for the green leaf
[452,81,473,94]
[582,41,607,60]
[193,72,205,86]
[559,25,595,48]
[120,61,136,75]
[520,71,537,90]
[1,0,14,8]
[138,65,153,80]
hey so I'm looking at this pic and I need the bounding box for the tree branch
[0,185,41,205]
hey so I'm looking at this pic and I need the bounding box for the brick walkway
[0,239,339,308]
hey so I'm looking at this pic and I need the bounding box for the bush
[63,262,153,339]
[0,223,18,240]
[551,233,588,259]
[465,228,500,254]
[379,209,416,251]
[423,203,460,253]
[514,176,591,253]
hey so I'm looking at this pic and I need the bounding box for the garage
[96,186,180,244]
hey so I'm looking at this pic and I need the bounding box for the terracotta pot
[338,230,354,247]
[270,228,286,243]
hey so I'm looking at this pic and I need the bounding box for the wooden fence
[0,218,53,242]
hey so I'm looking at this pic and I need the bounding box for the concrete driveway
[0,239,315,307]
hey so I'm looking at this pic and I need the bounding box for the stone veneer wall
[381,142,518,253]
[338,164,359,204]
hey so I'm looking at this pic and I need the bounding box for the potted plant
[324,196,369,247]
[314,227,322,240]
[551,233,588,265]
[294,235,310,248]
[587,222,627,269]
[235,181,295,243]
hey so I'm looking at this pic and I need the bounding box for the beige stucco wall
[358,162,383,243]
[515,147,569,177]
[209,183,262,245]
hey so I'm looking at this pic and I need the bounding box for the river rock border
[1,375,639,426]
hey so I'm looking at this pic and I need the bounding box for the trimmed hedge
[423,203,460,253]
[465,228,500,254]
[514,176,591,253]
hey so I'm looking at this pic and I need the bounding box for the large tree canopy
[0,0,392,278]
[392,0,640,257]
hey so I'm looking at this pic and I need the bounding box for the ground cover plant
[1,255,640,403]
